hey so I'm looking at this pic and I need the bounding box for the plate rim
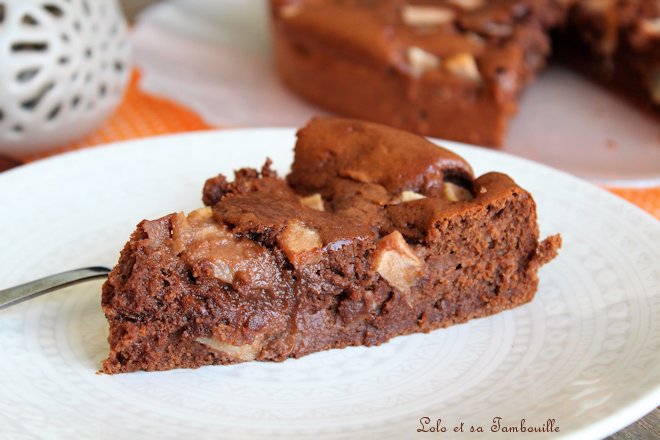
[2,127,658,225]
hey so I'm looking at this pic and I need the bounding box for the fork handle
[0,267,111,310]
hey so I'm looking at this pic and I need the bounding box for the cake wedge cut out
[101,117,561,373]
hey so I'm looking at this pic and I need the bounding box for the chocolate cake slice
[101,117,561,374]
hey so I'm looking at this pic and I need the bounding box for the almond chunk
[278,220,322,266]
[407,46,441,77]
[443,182,474,202]
[172,208,267,283]
[373,231,424,294]
[640,18,660,37]
[300,193,325,211]
[402,5,455,27]
[279,3,301,19]
[197,337,263,361]
[444,52,481,81]
[207,261,233,283]
[397,190,426,203]
[447,0,484,10]
[187,206,213,221]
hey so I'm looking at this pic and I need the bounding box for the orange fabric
[607,187,660,219]
[25,69,660,220]
[25,71,212,161]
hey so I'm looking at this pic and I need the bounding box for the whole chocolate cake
[270,0,659,146]
[101,117,561,373]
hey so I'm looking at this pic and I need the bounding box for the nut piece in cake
[171,207,268,283]
[395,190,427,203]
[407,46,441,77]
[278,220,323,266]
[279,3,301,19]
[444,182,474,202]
[300,193,325,211]
[401,5,455,27]
[444,52,481,81]
[196,336,263,362]
[640,18,660,38]
[447,0,484,10]
[372,230,424,293]
[187,205,213,221]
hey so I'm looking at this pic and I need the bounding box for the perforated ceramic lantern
[0,0,131,158]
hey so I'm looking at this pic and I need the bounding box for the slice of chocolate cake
[101,117,561,374]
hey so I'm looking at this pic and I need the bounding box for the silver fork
[0,267,111,310]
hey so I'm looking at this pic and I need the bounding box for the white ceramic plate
[0,129,658,439]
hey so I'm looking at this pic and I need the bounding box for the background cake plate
[0,129,658,439]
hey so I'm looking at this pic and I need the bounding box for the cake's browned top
[289,117,473,194]
[203,117,529,252]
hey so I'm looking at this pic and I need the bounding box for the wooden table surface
[608,408,659,440]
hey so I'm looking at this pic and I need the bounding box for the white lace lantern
[0,0,131,158]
